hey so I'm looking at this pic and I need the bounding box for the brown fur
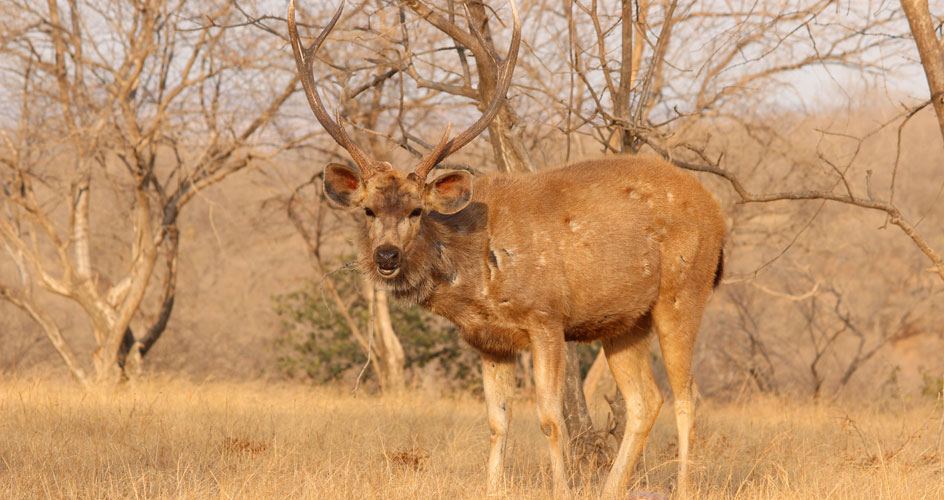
[333,155,724,498]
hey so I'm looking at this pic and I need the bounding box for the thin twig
[353,285,376,397]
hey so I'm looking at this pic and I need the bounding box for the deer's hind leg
[600,313,663,499]
[652,272,716,498]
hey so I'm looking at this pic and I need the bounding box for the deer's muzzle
[374,244,401,278]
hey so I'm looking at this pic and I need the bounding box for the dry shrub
[220,436,268,457]
[384,445,430,471]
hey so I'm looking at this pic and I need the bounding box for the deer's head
[289,0,519,280]
[321,161,472,279]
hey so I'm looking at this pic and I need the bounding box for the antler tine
[411,122,452,181]
[412,0,521,181]
[288,0,377,177]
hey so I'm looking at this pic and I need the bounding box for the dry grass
[0,377,941,499]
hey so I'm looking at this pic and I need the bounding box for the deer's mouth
[377,266,400,278]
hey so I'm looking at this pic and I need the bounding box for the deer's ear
[424,171,472,215]
[323,163,367,208]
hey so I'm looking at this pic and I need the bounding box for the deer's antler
[411,0,521,182]
[288,0,384,178]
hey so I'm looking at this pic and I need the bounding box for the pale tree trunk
[72,173,93,279]
[583,348,627,447]
[582,348,610,403]
[518,351,533,391]
[76,186,158,387]
[484,107,534,174]
[901,0,944,144]
[372,287,407,393]
[363,279,407,393]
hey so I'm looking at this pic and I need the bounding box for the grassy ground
[0,377,941,499]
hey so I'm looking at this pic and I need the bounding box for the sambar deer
[288,0,724,497]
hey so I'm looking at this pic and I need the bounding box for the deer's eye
[365,207,376,217]
[409,208,422,218]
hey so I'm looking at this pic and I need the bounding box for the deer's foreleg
[482,353,516,496]
[531,327,572,499]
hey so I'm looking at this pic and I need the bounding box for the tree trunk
[613,0,648,152]
[562,343,609,467]
[466,3,535,174]
[373,286,407,393]
[562,344,594,438]
[901,0,944,144]
[484,109,535,174]
[563,342,593,442]
[363,280,406,393]
[518,350,533,391]
[582,350,609,402]
[88,187,157,387]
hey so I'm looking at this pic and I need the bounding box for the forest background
[2,1,944,498]
[1,0,943,421]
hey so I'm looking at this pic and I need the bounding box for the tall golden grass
[0,377,940,499]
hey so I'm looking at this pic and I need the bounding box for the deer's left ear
[424,171,472,214]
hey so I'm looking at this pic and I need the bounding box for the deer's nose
[374,244,401,271]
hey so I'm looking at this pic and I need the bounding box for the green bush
[920,368,944,399]
[273,268,478,387]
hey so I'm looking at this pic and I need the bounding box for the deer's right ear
[323,163,367,208]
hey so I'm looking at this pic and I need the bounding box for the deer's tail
[712,247,724,289]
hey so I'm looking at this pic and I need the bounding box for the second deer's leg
[482,353,516,496]
[530,330,572,499]
[600,314,663,499]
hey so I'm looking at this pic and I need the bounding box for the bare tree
[0,0,298,387]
